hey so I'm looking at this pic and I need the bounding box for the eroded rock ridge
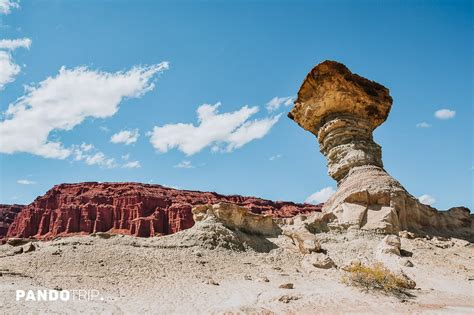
[4,182,321,241]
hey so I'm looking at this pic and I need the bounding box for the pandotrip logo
[16,289,105,302]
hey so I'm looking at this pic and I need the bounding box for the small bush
[342,262,415,298]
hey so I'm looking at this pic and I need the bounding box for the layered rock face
[0,204,25,240]
[6,182,321,240]
[289,60,473,240]
[193,203,281,236]
[288,61,392,182]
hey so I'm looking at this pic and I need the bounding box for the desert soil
[0,229,473,314]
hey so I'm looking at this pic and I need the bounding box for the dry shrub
[342,262,415,298]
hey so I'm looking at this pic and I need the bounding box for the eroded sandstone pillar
[289,61,473,240]
[317,114,383,183]
[288,61,391,183]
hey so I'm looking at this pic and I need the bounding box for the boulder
[302,253,336,269]
[284,230,321,254]
[375,235,406,273]
[378,235,401,256]
[23,242,36,253]
[279,283,294,289]
[6,238,29,246]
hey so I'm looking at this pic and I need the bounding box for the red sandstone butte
[5,182,321,240]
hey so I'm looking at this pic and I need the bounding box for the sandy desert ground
[0,219,473,315]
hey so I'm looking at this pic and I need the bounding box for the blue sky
[0,0,472,211]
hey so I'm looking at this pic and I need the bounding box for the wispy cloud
[121,153,130,160]
[416,122,431,128]
[84,153,116,168]
[110,129,140,145]
[418,194,436,206]
[122,160,141,169]
[0,38,31,50]
[434,109,455,120]
[72,143,117,168]
[0,51,21,89]
[0,0,20,15]
[266,96,295,112]
[0,37,31,90]
[0,62,169,159]
[72,143,141,169]
[162,184,180,189]
[269,154,282,161]
[17,179,36,185]
[174,160,194,169]
[305,186,335,204]
[149,102,280,155]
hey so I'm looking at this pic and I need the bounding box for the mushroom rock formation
[6,182,321,240]
[289,60,473,240]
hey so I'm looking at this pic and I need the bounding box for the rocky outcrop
[6,182,321,240]
[192,203,281,236]
[289,60,473,241]
[0,204,25,242]
[147,202,285,252]
[288,60,392,182]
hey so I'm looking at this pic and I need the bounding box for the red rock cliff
[0,204,25,240]
[6,182,321,240]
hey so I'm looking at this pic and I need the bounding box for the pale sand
[0,230,473,314]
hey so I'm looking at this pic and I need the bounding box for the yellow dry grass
[342,262,415,298]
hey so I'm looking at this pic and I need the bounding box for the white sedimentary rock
[289,60,473,241]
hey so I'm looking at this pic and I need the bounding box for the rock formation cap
[288,60,393,135]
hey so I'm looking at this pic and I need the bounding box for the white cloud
[174,160,194,169]
[79,142,93,152]
[416,122,431,128]
[269,154,282,161]
[122,160,141,169]
[0,51,20,89]
[0,38,31,50]
[0,62,169,159]
[149,103,280,155]
[418,194,436,206]
[0,0,19,15]
[162,184,180,189]
[72,143,92,161]
[266,96,295,112]
[0,38,31,90]
[71,143,118,168]
[17,179,36,185]
[72,143,116,168]
[226,115,281,152]
[72,143,139,169]
[99,126,110,132]
[305,187,335,204]
[434,109,455,120]
[84,152,116,168]
[110,129,139,145]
